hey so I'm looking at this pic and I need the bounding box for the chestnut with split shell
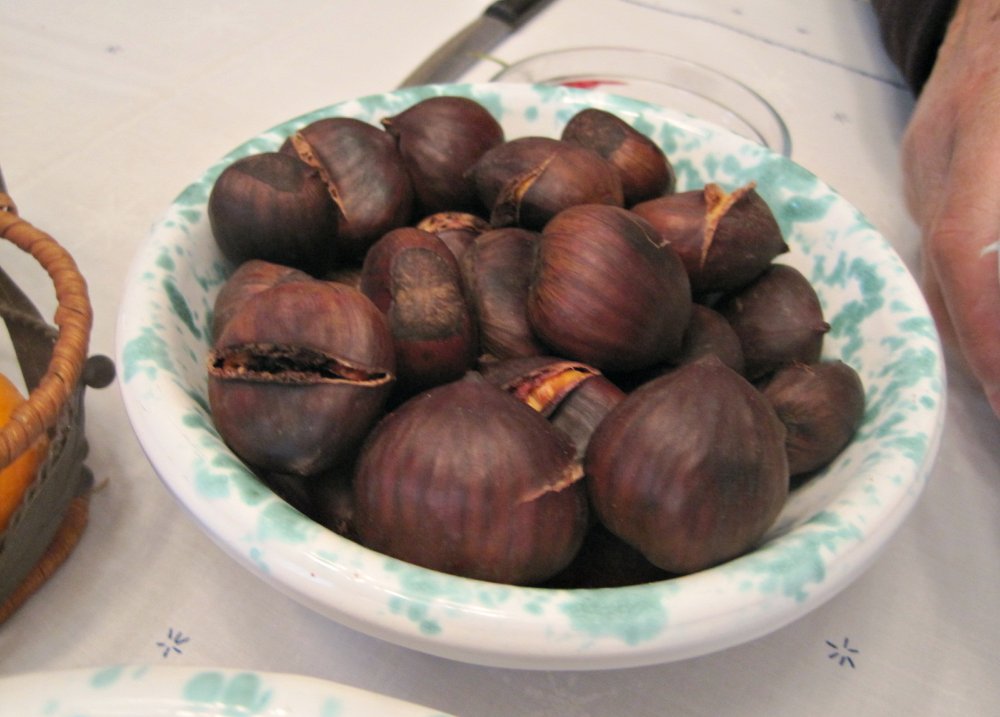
[480,355,625,462]
[353,372,589,585]
[283,116,414,259]
[208,279,396,477]
[416,211,492,261]
[632,182,787,296]
[467,136,624,229]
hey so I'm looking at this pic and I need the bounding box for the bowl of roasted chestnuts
[116,82,945,670]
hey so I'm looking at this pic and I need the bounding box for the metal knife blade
[398,0,552,87]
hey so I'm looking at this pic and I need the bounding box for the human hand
[899,0,1000,416]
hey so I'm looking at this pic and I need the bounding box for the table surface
[1,1,998,715]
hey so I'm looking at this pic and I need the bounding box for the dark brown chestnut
[353,372,589,585]
[460,227,547,360]
[675,304,746,374]
[416,211,492,261]
[466,136,624,229]
[586,356,789,574]
[715,263,830,380]
[528,204,692,371]
[480,355,625,462]
[632,182,788,296]
[561,107,675,205]
[283,117,414,259]
[207,151,341,273]
[360,226,477,395]
[760,360,866,477]
[212,259,312,342]
[382,96,505,215]
[208,279,395,477]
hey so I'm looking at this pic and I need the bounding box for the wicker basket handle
[0,191,93,470]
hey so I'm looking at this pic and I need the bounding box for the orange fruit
[0,372,48,532]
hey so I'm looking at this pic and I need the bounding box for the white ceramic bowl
[0,666,453,716]
[117,82,945,670]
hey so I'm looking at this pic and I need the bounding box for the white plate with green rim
[116,82,945,670]
[0,666,453,716]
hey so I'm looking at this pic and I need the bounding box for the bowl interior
[116,82,944,670]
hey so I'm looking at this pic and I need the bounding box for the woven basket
[0,187,114,623]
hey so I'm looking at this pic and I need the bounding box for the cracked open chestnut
[466,136,624,229]
[208,278,395,477]
[353,372,589,585]
[632,182,787,296]
[586,356,789,574]
[283,116,414,259]
[211,259,312,342]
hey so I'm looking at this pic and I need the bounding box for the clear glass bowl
[492,46,792,157]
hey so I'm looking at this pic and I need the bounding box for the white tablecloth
[1,1,997,715]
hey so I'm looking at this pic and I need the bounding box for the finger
[924,148,1000,415]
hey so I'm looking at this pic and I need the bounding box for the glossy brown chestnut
[360,226,477,395]
[208,151,340,273]
[528,204,692,371]
[212,259,312,342]
[416,211,492,261]
[632,182,788,296]
[353,372,589,585]
[466,136,624,229]
[561,107,675,205]
[480,355,626,462]
[208,279,395,477]
[283,116,414,259]
[715,263,830,380]
[586,357,789,574]
[460,227,547,360]
[382,96,504,215]
[760,360,866,477]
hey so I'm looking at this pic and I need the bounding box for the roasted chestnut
[467,136,624,229]
[208,279,396,476]
[561,107,675,205]
[586,357,789,574]
[353,372,589,585]
[416,211,492,261]
[528,204,692,371]
[211,259,312,342]
[760,360,866,477]
[360,226,477,395]
[632,182,787,296]
[480,355,625,462]
[382,96,504,215]
[715,263,830,380]
[460,227,547,360]
[283,117,414,258]
[207,151,340,273]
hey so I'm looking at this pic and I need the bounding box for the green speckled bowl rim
[0,665,453,716]
[116,82,945,671]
